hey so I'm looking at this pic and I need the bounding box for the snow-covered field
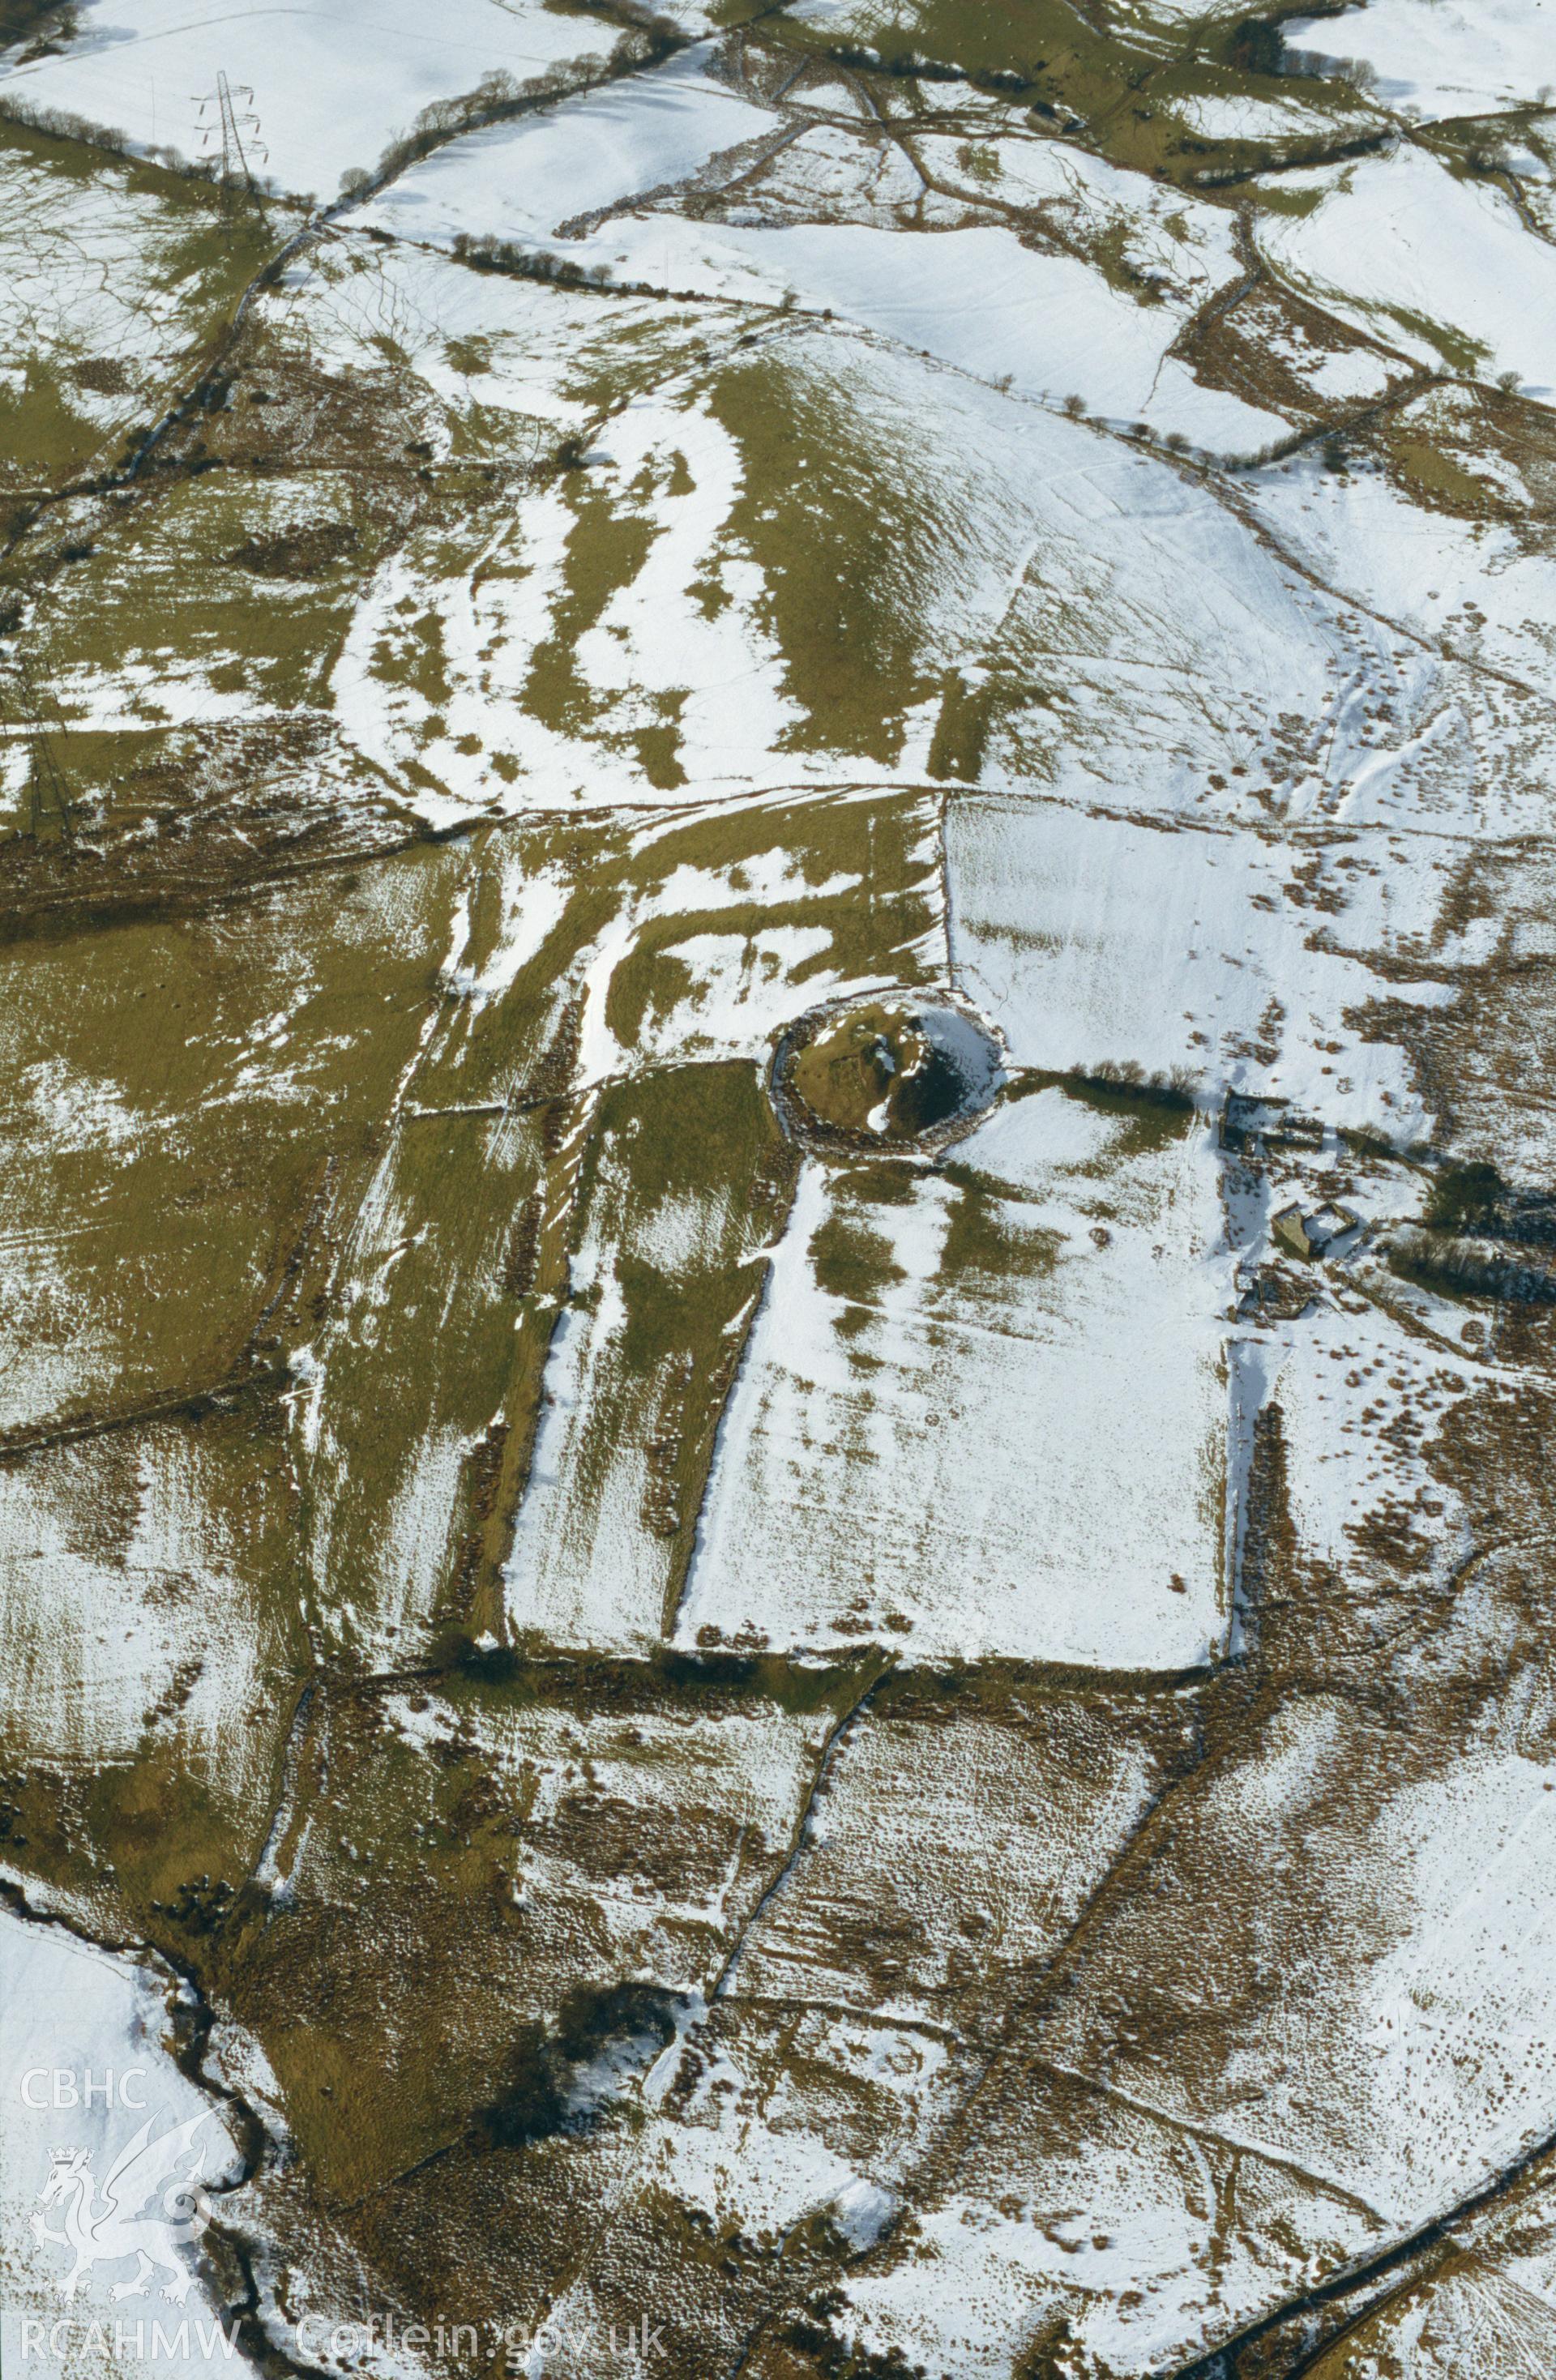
[359,71,1286,445]
[0,0,628,199]
[682,1092,1235,1669]
[1285,0,1556,122]
[1260,147,1556,401]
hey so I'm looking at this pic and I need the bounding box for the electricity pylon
[193,72,268,194]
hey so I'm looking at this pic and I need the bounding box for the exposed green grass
[709,350,945,765]
[762,0,1381,190]
[0,837,468,1437]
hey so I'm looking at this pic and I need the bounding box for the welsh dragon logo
[32,2112,214,2301]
